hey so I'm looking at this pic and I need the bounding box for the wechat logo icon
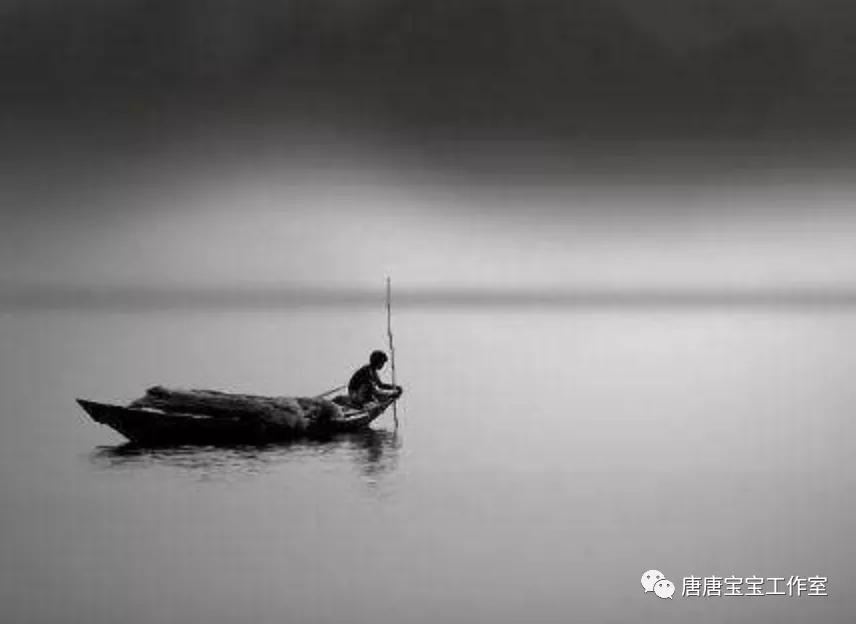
[642,570,675,599]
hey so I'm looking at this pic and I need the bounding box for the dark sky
[3,1,856,296]
[4,0,856,142]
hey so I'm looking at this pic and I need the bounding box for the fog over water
[3,159,856,301]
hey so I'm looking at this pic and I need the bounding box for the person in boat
[348,350,402,407]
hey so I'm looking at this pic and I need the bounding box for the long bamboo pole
[386,276,398,427]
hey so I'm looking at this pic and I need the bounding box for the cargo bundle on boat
[77,385,399,446]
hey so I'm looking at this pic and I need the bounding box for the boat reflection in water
[89,428,402,485]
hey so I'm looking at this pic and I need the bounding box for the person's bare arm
[371,369,400,393]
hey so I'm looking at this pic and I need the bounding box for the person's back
[347,350,400,406]
[348,364,376,398]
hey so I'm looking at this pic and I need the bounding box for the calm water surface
[1,308,854,623]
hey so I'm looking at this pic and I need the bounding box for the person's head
[369,350,388,370]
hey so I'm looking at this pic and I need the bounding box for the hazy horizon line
[6,283,856,312]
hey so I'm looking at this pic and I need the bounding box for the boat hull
[77,398,394,446]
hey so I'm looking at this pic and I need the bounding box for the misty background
[2,0,856,303]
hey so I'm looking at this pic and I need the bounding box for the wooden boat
[77,390,399,446]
